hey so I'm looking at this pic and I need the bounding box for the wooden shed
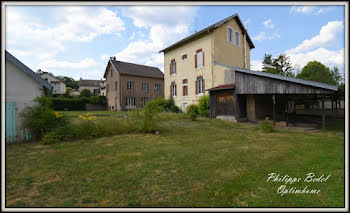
[207,62,339,129]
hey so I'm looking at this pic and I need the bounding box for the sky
[5,4,345,81]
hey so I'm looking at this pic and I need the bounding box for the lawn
[5,112,344,207]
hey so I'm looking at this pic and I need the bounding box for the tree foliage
[56,76,79,89]
[296,61,341,85]
[79,89,92,97]
[262,54,294,77]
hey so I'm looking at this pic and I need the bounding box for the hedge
[51,97,89,111]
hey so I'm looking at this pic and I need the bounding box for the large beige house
[160,14,255,111]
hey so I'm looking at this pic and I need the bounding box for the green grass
[6,113,344,207]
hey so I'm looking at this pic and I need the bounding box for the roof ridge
[112,59,160,70]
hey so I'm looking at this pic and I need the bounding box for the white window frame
[170,60,176,75]
[195,50,204,69]
[227,26,233,43]
[142,98,149,106]
[182,78,188,97]
[234,30,240,47]
[142,82,149,92]
[155,84,161,92]
[127,81,134,91]
[126,97,136,108]
[171,82,176,97]
[197,77,204,96]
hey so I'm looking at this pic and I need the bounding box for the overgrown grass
[5,114,345,207]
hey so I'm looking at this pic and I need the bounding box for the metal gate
[5,102,16,143]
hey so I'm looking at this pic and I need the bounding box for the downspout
[244,30,247,69]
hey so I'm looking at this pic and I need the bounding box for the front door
[182,102,188,112]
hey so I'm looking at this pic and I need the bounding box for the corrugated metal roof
[159,13,255,53]
[214,61,338,91]
[5,50,53,90]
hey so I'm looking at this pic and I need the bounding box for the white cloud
[285,20,343,54]
[263,19,274,29]
[253,31,280,42]
[287,48,344,70]
[285,21,344,71]
[113,6,199,71]
[290,6,317,14]
[250,60,263,71]
[6,6,125,60]
[37,58,104,80]
[244,18,251,27]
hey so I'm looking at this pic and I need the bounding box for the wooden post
[286,95,289,127]
[335,93,338,119]
[322,94,325,130]
[272,94,276,126]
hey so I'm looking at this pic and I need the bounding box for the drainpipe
[244,29,247,69]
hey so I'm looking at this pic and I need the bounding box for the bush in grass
[198,95,210,117]
[79,89,92,97]
[20,97,69,140]
[41,118,138,144]
[140,99,163,133]
[90,95,106,105]
[170,105,180,113]
[164,97,176,112]
[186,104,199,121]
[260,117,275,133]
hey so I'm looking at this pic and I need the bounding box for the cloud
[253,31,280,42]
[285,20,343,54]
[37,58,104,80]
[250,60,263,71]
[285,21,344,71]
[263,19,274,29]
[6,6,125,60]
[244,18,251,26]
[112,6,199,71]
[290,6,317,14]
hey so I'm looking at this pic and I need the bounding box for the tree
[56,76,79,89]
[262,54,294,77]
[296,61,339,85]
[79,89,92,97]
[65,87,72,95]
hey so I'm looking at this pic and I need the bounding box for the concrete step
[216,115,237,122]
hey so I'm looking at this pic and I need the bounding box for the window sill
[183,96,188,97]
[195,66,204,70]
[196,93,204,97]
[170,74,176,76]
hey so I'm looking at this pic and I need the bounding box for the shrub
[79,89,92,97]
[140,99,163,133]
[198,95,210,117]
[260,117,275,133]
[170,105,180,113]
[164,97,175,112]
[20,97,69,140]
[51,97,87,111]
[90,95,106,105]
[186,104,199,121]
[185,104,199,114]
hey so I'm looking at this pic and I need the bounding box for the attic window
[235,31,240,46]
[182,54,187,60]
[227,27,233,43]
[111,69,113,77]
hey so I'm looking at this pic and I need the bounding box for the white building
[5,51,53,142]
[40,72,66,94]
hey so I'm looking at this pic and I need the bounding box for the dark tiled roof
[159,13,255,53]
[78,79,102,87]
[207,84,236,91]
[5,50,53,90]
[107,59,164,79]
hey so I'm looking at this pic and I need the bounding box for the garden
[5,95,345,207]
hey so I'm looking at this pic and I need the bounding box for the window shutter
[195,54,197,68]
[195,80,198,95]
[169,63,171,75]
[203,79,205,94]
[182,86,184,96]
[175,84,177,96]
[203,52,205,67]
[175,61,177,74]
[170,85,172,96]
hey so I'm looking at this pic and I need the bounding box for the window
[170,82,177,97]
[126,97,136,106]
[196,77,205,95]
[182,78,188,96]
[142,98,149,106]
[170,59,176,75]
[195,49,204,68]
[235,31,240,46]
[155,84,161,92]
[227,27,233,43]
[115,81,118,91]
[107,84,109,93]
[93,89,100,94]
[182,54,187,60]
[127,81,134,91]
[142,82,149,92]
[111,69,113,77]
[45,78,48,81]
